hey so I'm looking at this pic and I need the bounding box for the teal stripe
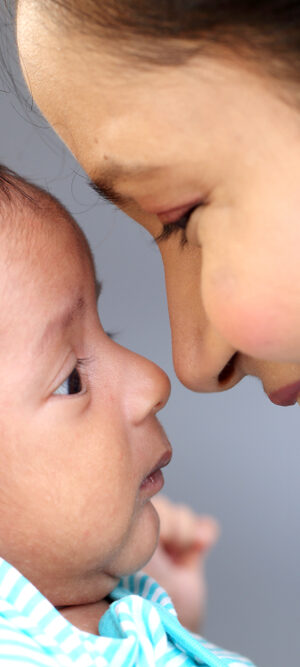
[22,592,45,617]
[67,643,88,661]
[145,581,158,600]
[6,578,30,606]
[37,609,62,632]
[0,560,14,583]
[54,625,74,644]
[0,638,46,653]
[0,654,54,666]
[138,575,148,597]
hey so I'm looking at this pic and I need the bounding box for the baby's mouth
[140,448,172,492]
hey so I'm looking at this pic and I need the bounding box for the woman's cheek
[201,262,300,363]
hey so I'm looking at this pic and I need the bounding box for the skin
[0,184,172,629]
[16,4,300,402]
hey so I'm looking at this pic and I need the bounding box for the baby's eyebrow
[37,295,86,355]
[95,279,103,300]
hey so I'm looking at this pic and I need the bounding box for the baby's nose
[123,349,171,424]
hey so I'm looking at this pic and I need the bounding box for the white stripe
[154,635,169,660]
[0,568,20,599]
[163,654,187,667]
[118,619,136,634]
[148,606,160,635]
[46,614,69,637]
[109,637,136,667]
[149,585,166,604]
[61,633,81,653]
[35,634,58,648]
[0,643,57,665]
[28,598,53,625]
[14,583,37,612]
[115,600,130,615]
[139,634,155,665]
[0,627,37,647]
[0,660,52,667]
[93,657,108,667]
[74,652,94,667]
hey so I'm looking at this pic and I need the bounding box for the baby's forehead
[0,170,95,274]
[0,170,97,321]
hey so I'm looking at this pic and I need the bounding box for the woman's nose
[160,240,243,393]
[172,319,242,392]
[121,347,171,424]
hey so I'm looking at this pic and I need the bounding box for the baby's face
[0,190,171,607]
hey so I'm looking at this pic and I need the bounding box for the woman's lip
[268,380,300,406]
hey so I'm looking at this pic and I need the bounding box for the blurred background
[1,7,300,666]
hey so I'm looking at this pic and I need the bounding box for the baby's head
[0,166,171,607]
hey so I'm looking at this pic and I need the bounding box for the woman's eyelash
[154,205,199,246]
[155,221,188,246]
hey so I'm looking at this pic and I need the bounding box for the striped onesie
[0,558,256,666]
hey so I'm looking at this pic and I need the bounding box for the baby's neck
[57,598,111,635]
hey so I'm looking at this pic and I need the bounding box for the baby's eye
[53,366,84,396]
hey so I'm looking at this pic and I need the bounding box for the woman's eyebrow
[89,178,130,207]
[88,163,166,208]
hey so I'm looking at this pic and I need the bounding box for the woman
[16,0,300,405]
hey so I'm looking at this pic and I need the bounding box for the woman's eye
[155,205,198,245]
[53,366,83,396]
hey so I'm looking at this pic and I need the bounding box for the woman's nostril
[218,353,238,385]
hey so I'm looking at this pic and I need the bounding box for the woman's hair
[40,0,300,83]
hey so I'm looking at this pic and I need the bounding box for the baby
[0,165,254,666]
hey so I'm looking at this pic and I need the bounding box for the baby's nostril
[218,353,238,385]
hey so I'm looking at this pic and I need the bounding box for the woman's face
[17,4,300,406]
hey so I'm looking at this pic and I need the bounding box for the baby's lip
[142,447,173,484]
[268,380,300,406]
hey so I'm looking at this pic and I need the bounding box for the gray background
[1,12,300,667]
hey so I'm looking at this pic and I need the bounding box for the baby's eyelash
[105,331,116,340]
[76,356,93,371]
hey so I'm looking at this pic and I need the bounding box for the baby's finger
[193,516,220,552]
[153,495,219,553]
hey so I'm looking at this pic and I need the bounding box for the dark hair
[0,163,95,268]
[41,0,300,84]
[0,164,36,204]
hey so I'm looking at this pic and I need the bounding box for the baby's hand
[144,495,219,633]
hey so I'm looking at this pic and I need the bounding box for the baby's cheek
[202,266,300,363]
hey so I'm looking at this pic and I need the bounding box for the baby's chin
[108,499,160,578]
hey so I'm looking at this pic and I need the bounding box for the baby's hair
[0,164,37,207]
[36,1,300,86]
[0,163,96,282]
